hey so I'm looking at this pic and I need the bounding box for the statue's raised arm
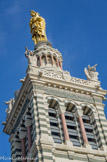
[29,10,47,45]
[84,64,99,81]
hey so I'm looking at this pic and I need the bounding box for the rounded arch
[37,56,40,66]
[41,54,46,58]
[45,96,61,110]
[53,53,57,57]
[80,103,96,116]
[64,100,79,112]
[45,96,62,102]
[41,52,45,55]
[53,56,57,66]
[47,52,51,56]
[41,55,46,65]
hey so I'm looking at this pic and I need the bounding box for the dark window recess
[48,108,62,144]
[65,111,81,147]
[12,149,21,155]
[31,125,33,140]
[25,137,28,154]
[82,115,98,150]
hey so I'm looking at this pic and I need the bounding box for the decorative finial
[29,10,47,45]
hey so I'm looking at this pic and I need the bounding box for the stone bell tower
[3,11,107,162]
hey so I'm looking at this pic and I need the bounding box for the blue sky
[0,0,107,160]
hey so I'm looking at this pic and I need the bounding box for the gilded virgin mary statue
[29,10,47,45]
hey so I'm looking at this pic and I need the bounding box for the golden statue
[29,10,47,45]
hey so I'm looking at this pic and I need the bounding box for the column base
[65,140,73,146]
[84,143,92,149]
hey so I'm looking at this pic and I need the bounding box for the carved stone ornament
[63,71,71,81]
[25,46,37,66]
[84,64,99,81]
[5,98,15,114]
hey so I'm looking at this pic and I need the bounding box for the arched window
[65,103,81,147]
[42,56,46,66]
[82,106,98,150]
[53,57,57,66]
[37,57,40,67]
[48,99,62,144]
[47,56,52,64]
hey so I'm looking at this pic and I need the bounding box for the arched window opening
[48,99,62,144]
[53,57,57,66]
[65,103,81,147]
[42,56,46,66]
[47,56,52,64]
[82,106,98,150]
[37,57,40,67]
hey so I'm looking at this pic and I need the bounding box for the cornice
[3,75,32,134]
[28,68,107,99]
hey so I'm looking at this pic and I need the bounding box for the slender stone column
[56,58,59,67]
[39,55,42,66]
[59,104,71,145]
[76,107,91,148]
[61,112,70,141]
[51,55,54,65]
[25,118,32,152]
[27,126,32,151]
[59,61,62,69]
[21,138,26,162]
[78,115,88,145]
[19,130,27,162]
[60,61,63,69]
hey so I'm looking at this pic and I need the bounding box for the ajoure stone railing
[43,70,64,80]
[42,70,99,88]
[70,77,92,86]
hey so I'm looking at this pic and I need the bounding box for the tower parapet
[25,41,63,71]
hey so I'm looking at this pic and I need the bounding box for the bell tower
[3,11,107,162]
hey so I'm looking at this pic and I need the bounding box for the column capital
[92,112,99,120]
[76,108,83,117]
[25,118,32,127]
[19,128,27,139]
[59,106,66,114]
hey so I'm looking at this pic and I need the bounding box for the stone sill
[54,143,107,157]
